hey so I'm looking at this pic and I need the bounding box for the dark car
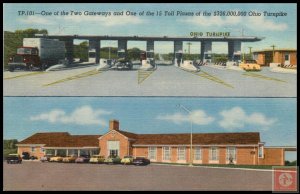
[22,152,30,160]
[6,154,22,164]
[132,157,150,166]
[113,58,133,70]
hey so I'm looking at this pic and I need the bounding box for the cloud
[246,16,287,31]
[178,14,287,32]
[18,16,56,25]
[30,105,112,126]
[157,110,215,125]
[218,107,277,130]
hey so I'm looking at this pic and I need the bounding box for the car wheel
[9,66,15,72]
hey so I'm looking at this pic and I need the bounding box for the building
[253,49,297,67]
[17,120,292,165]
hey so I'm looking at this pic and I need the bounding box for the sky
[3,3,297,54]
[3,97,296,160]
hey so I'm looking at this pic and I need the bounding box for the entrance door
[284,53,290,65]
[107,141,120,157]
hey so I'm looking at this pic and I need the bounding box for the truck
[8,38,65,72]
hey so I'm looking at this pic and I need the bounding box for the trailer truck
[8,38,65,72]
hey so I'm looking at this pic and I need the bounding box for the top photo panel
[3,3,297,97]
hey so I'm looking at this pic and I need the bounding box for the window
[31,147,36,153]
[194,147,202,160]
[258,145,264,158]
[41,148,45,153]
[226,147,236,161]
[148,147,157,160]
[209,147,218,161]
[177,147,186,160]
[163,147,171,160]
[285,54,289,61]
[108,141,120,157]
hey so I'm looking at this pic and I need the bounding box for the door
[284,53,290,65]
[107,141,120,157]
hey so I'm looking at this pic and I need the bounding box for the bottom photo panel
[3,97,297,191]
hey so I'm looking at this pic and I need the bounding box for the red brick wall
[18,146,44,159]
[290,52,297,66]
[99,130,130,158]
[258,148,284,166]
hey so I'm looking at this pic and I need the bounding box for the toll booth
[117,49,126,59]
[204,51,212,63]
[175,51,183,66]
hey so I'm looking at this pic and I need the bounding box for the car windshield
[17,48,33,55]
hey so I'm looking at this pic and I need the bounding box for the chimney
[109,120,119,131]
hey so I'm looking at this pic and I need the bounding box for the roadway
[3,162,273,191]
[3,62,296,97]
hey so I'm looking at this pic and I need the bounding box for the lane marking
[43,70,103,86]
[138,70,155,84]
[4,72,47,80]
[243,72,287,83]
[192,70,234,88]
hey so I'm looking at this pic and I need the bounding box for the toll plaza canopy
[35,34,264,63]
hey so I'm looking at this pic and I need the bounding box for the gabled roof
[18,132,101,147]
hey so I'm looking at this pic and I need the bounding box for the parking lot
[3,162,273,191]
[3,62,296,97]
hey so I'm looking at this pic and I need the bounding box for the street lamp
[178,104,193,167]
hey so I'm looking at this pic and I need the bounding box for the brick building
[252,49,297,67]
[17,120,291,166]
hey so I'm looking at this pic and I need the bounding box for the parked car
[29,156,38,160]
[75,155,90,163]
[121,155,134,165]
[49,156,63,162]
[40,154,52,162]
[133,157,150,166]
[239,60,261,71]
[21,152,30,160]
[6,154,22,164]
[104,156,121,165]
[89,155,105,164]
[62,155,77,163]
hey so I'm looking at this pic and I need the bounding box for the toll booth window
[89,52,96,58]
[205,54,212,59]
[147,52,154,58]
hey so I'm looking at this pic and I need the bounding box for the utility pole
[270,45,276,63]
[248,47,252,59]
[186,42,192,55]
[178,104,193,167]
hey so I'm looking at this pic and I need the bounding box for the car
[104,156,121,165]
[29,156,38,160]
[49,156,63,162]
[239,60,261,71]
[89,155,105,164]
[40,154,53,162]
[6,154,22,164]
[132,157,150,166]
[75,155,90,163]
[121,155,134,165]
[62,155,77,163]
[21,152,30,160]
[112,58,133,70]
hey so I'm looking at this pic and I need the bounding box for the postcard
[3,3,297,191]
